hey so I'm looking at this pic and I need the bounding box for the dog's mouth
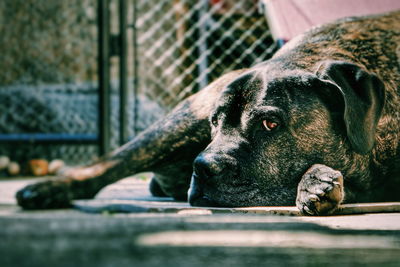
[189,194,219,207]
[187,176,218,207]
[188,174,297,207]
[188,175,264,207]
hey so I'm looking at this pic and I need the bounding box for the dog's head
[189,60,385,207]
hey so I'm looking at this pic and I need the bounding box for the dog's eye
[262,120,279,131]
[211,115,218,127]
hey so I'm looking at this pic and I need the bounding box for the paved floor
[1,176,400,266]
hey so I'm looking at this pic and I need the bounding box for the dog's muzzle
[188,152,238,206]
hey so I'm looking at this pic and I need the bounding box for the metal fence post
[119,0,128,145]
[98,0,111,155]
[132,0,139,136]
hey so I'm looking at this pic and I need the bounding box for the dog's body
[17,11,400,215]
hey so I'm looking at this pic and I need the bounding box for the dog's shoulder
[274,11,400,69]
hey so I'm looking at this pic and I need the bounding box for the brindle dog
[17,11,400,215]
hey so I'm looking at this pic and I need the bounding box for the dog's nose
[193,154,225,180]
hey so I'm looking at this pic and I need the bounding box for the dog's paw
[296,164,344,215]
[16,180,73,210]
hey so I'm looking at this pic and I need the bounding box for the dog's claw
[308,194,319,202]
[315,189,325,196]
[303,206,313,215]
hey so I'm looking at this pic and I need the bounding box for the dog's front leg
[15,100,210,210]
[296,164,344,215]
[15,157,133,209]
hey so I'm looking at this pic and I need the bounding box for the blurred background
[0,0,276,166]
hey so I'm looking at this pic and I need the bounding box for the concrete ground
[1,176,400,267]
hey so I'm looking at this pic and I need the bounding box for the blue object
[0,133,98,144]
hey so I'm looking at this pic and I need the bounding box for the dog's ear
[316,60,385,154]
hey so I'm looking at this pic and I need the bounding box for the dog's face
[188,60,385,207]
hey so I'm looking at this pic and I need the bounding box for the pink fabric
[263,0,400,41]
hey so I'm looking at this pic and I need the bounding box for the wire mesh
[0,0,277,166]
[0,0,100,165]
[135,0,276,109]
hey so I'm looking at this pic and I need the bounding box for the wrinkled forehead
[214,68,319,114]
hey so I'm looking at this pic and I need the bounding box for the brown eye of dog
[211,117,218,126]
[263,120,278,131]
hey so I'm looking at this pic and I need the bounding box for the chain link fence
[0,0,276,167]
[136,0,276,109]
[0,0,100,165]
